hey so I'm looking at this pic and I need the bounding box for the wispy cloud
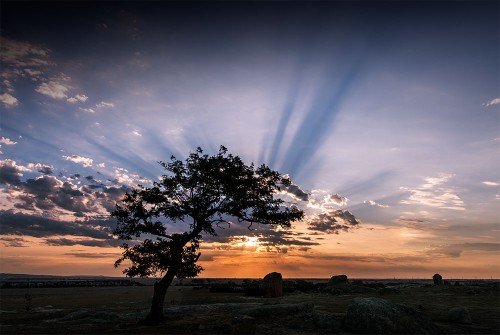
[67,94,88,103]
[79,107,96,113]
[482,181,499,186]
[483,97,500,107]
[96,101,114,108]
[36,77,71,99]
[400,174,465,211]
[0,236,29,247]
[428,242,500,257]
[364,200,390,208]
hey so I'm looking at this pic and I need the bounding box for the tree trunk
[140,268,177,324]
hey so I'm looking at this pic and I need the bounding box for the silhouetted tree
[112,146,304,324]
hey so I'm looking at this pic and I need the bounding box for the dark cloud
[33,165,53,175]
[0,236,29,247]
[256,230,320,248]
[64,252,121,258]
[1,161,130,216]
[0,210,115,239]
[327,194,347,206]
[0,160,22,185]
[429,243,500,258]
[284,183,309,201]
[308,209,359,234]
[46,237,123,247]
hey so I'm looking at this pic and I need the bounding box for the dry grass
[1,283,498,334]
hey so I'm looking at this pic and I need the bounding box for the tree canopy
[112,146,305,279]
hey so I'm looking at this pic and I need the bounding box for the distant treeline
[1,279,144,289]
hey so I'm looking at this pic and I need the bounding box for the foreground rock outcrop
[344,297,438,334]
[448,306,472,324]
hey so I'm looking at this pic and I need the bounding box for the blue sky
[0,2,499,278]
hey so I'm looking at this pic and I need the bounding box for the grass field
[1,280,499,334]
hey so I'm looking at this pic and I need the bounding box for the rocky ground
[1,280,499,334]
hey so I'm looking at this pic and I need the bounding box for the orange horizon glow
[2,224,499,280]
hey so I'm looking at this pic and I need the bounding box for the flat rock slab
[237,302,314,318]
[345,297,438,334]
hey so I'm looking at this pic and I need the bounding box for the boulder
[262,272,283,298]
[344,297,438,334]
[447,306,472,324]
[328,274,349,285]
[433,274,443,286]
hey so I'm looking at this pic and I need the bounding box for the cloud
[0,137,17,145]
[483,97,500,107]
[364,200,390,208]
[45,237,123,248]
[1,160,130,217]
[428,242,500,257]
[35,79,71,99]
[79,107,96,113]
[282,182,309,201]
[27,163,53,175]
[307,189,348,210]
[63,155,93,168]
[96,101,114,108]
[0,210,116,239]
[63,252,121,258]
[0,36,51,68]
[307,209,359,234]
[482,181,499,186]
[256,230,319,247]
[0,93,18,106]
[67,94,88,103]
[0,236,29,247]
[324,194,348,206]
[0,159,26,185]
[400,174,465,211]
[131,130,142,137]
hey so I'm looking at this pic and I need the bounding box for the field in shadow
[1,279,499,334]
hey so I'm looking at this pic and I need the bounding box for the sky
[0,1,499,279]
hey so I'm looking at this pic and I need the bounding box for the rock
[344,297,438,334]
[237,303,314,318]
[262,272,283,298]
[328,274,349,285]
[433,274,443,286]
[231,315,257,335]
[448,306,472,324]
[312,311,344,332]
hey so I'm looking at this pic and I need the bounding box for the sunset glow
[1,1,499,279]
